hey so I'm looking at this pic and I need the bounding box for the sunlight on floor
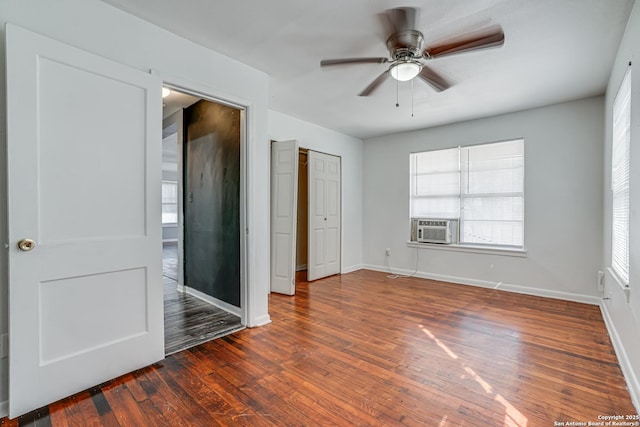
[418,324,528,427]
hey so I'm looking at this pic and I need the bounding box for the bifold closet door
[307,150,341,281]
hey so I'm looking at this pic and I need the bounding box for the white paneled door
[6,25,164,418]
[270,140,299,295]
[307,151,341,281]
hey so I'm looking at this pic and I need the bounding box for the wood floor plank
[2,269,637,426]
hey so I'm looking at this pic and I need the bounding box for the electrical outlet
[385,248,391,256]
[597,270,604,291]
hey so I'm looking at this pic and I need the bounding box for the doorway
[161,87,244,355]
[270,141,342,295]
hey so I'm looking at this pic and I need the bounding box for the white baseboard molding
[362,264,601,305]
[250,314,272,328]
[341,264,363,274]
[296,264,307,272]
[184,286,241,317]
[0,400,7,418]
[600,303,640,412]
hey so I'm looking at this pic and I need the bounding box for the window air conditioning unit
[411,218,459,244]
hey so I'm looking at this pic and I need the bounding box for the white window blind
[611,67,631,285]
[162,181,178,224]
[410,139,524,248]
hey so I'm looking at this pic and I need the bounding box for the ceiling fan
[320,7,505,96]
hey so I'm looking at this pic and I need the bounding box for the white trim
[341,264,363,274]
[600,302,640,412]
[184,286,242,318]
[407,241,527,257]
[250,314,272,328]
[153,69,254,327]
[362,264,600,305]
[607,267,631,302]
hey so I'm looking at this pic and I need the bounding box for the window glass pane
[611,67,631,284]
[162,204,178,224]
[462,220,524,247]
[462,197,523,221]
[411,197,460,219]
[415,172,460,196]
[461,140,524,195]
[162,181,178,224]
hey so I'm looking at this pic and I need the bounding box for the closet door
[307,151,341,281]
[270,140,299,294]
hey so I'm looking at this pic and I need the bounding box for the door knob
[17,238,36,252]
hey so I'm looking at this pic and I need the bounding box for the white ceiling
[104,0,635,139]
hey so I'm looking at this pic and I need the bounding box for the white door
[270,140,299,295]
[6,24,164,418]
[307,151,341,281]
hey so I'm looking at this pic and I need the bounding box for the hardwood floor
[3,270,637,426]
[163,277,244,355]
[163,242,243,355]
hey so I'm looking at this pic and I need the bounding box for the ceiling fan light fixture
[390,61,421,81]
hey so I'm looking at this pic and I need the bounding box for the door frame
[162,110,185,289]
[157,72,250,326]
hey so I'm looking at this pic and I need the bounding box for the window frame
[409,139,525,250]
[611,66,631,287]
[161,180,179,225]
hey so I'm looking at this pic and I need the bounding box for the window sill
[606,267,630,302]
[406,241,527,257]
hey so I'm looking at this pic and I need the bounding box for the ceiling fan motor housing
[386,30,425,60]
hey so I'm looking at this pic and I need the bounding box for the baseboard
[600,303,640,412]
[341,264,363,274]
[250,314,272,328]
[184,286,241,317]
[0,400,6,418]
[496,282,601,305]
[296,264,307,272]
[362,264,601,305]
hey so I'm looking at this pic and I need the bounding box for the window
[611,67,631,286]
[162,181,178,224]
[410,139,524,248]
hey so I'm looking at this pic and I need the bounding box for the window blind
[162,181,178,224]
[611,67,631,285]
[409,139,524,248]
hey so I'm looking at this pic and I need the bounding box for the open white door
[6,25,164,418]
[307,151,341,281]
[270,140,299,295]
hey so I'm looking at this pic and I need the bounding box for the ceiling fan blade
[358,71,390,96]
[321,57,388,67]
[387,7,419,33]
[417,66,451,92]
[425,25,504,59]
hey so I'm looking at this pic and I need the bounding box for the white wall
[363,97,604,302]
[269,110,364,273]
[602,0,640,410]
[0,0,271,414]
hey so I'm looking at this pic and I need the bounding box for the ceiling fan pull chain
[396,77,400,107]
